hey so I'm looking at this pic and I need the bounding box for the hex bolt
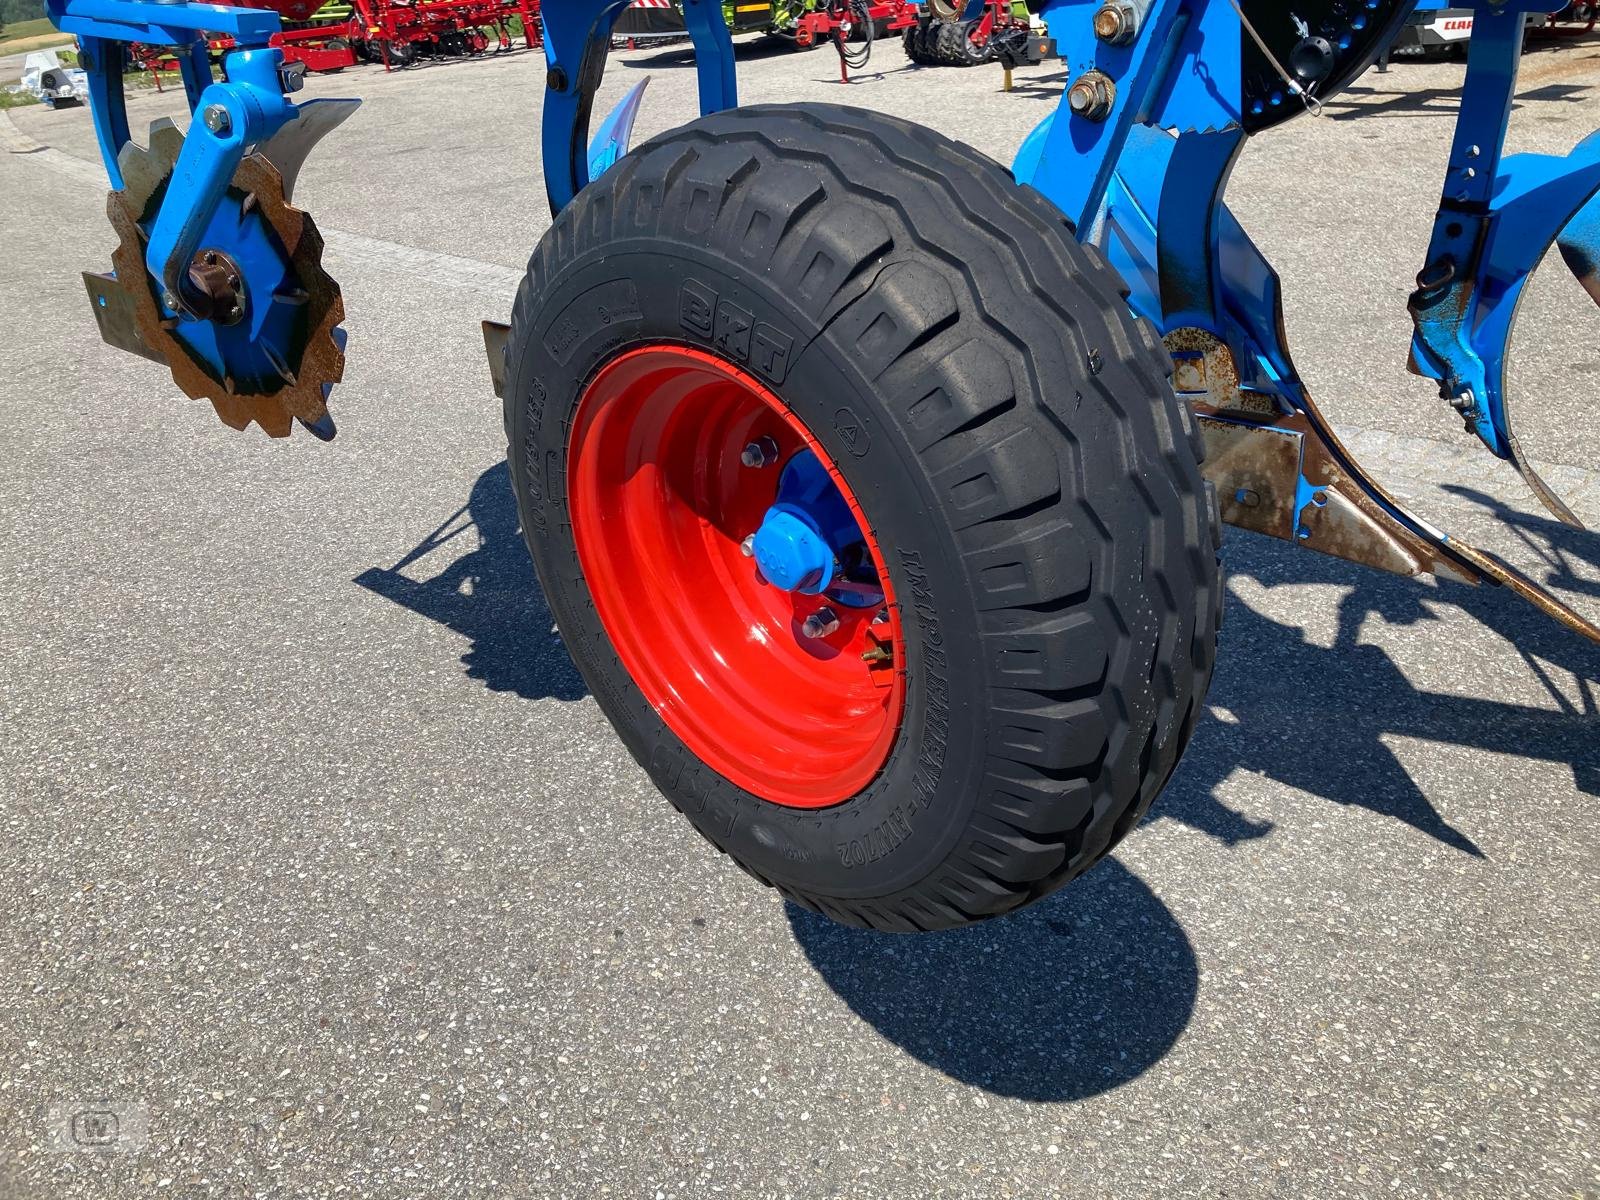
[801,607,840,640]
[1093,2,1137,45]
[1068,71,1116,122]
[161,290,179,309]
[202,104,232,136]
[202,250,218,266]
[227,304,243,323]
[740,534,756,558]
[740,437,780,469]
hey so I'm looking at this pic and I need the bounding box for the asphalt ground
[2,30,1599,1200]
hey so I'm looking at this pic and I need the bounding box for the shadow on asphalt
[1156,495,1600,856]
[360,464,1599,1094]
[784,861,1198,1103]
[358,462,1600,822]
[1323,76,1593,121]
[353,461,587,702]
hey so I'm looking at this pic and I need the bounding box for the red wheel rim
[567,345,906,809]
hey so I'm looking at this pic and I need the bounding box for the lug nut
[1068,71,1116,122]
[202,103,232,136]
[801,607,840,640]
[740,534,756,558]
[740,437,780,469]
[1093,2,1137,45]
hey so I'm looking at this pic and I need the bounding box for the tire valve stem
[861,644,893,665]
[801,607,840,640]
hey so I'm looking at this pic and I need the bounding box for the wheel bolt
[801,607,840,640]
[740,437,779,469]
[740,534,756,558]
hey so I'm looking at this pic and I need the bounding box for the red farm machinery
[132,0,539,78]
[902,0,1040,67]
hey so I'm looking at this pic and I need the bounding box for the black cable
[834,0,873,70]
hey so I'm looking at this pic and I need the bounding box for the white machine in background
[19,50,89,108]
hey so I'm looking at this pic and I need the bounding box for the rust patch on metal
[1165,327,1273,416]
[103,121,343,438]
[482,320,511,400]
[81,271,164,365]
[1198,417,1301,541]
[1448,542,1600,644]
[1179,330,1486,583]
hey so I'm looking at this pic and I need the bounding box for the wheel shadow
[784,859,1198,1103]
[359,465,1598,1099]
[353,461,587,702]
[793,492,1598,1102]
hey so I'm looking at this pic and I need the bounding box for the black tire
[503,104,1221,932]
[903,19,934,63]
[933,18,984,64]
[381,39,417,66]
[903,21,927,62]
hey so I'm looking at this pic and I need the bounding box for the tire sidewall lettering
[511,247,988,898]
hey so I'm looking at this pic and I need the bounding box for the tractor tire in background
[934,18,985,65]
[381,38,418,65]
[503,105,1221,932]
[903,21,932,62]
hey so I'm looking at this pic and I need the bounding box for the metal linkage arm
[143,48,300,319]
[48,0,303,320]
[1408,0,1598,527]
[540,0,736,214]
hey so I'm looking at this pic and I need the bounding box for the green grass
[0,16,70,46]
[0,87,41,108]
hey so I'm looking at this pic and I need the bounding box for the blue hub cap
[750,450,882,607]
[752,507,835,594]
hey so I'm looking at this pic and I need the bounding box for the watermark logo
[46,1100,149,1154]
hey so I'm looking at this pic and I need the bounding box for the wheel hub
[566,345,905,809]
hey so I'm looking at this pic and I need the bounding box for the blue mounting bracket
[48,0,302,320]
[542,0,736,214]
[1405,0,1600,526]
[1011,0,1600,639]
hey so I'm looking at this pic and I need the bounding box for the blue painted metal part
[1557,174,1600,308]
[752,451,880,605]
[542,0,735,214]
[143,48,300,318]
[588,78,651,180]
[1407,2,1600,476]
[50,0,304,320]
[76,35,131,190]
[47,0,281,48]
[140,173,305,389]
